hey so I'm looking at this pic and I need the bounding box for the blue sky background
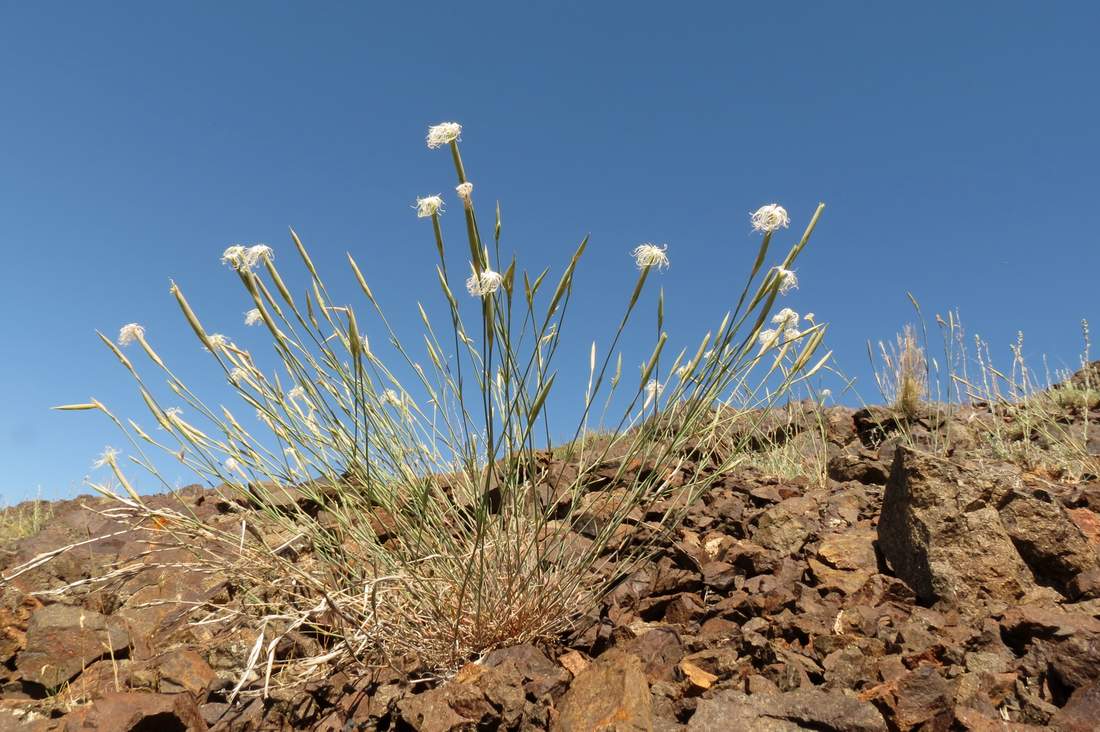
[2,2,1098,503]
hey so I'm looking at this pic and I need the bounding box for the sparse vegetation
[0,495,52,545]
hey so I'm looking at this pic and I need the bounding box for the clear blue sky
[2,2,1098,502]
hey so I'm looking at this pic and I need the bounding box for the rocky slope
[2,366,1099,731]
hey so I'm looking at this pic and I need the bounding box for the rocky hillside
[2,366,1099,731]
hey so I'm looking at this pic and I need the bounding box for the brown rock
[16,604,130,690]
[1051,681,1100,732]
[999,486,1099,599]
[688,688,886,731]
[397,679,495,732]
[62,691,207,731]
[157,649,215,696]
[818,528,878,571]
[877,448,1037,613]
[622,628,683,683]
[555,649,651,731]
[754,496,818,556]
[483,644,571,699]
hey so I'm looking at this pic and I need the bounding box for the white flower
[804,312,815,322]
[287,385,306,400]
[165,407,183,420]
[466,268,503,297]
[771,308,800,330]
[820,388,832,400]
[207,333,230,351]
[675,365,691,380]
[93,446,119,469]
[774,267,798,295]
[416,195,444,218]
[382,389,403,407]
[224,457,242,474]
[643,379,664,406]
[751,204,790,233]
[456,181,474,208]
[118,323,145,346]
[248,245,273,265]
[784,328,801,342]
[758,328,780,351]
[426,122,462,149]
[221,245,247,269]
[229,367,249,384]
[222,244,273,272]
[632,243,670,270]
[244,308,263,326]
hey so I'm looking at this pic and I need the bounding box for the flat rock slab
[16,604,129,690]
[688,688,886,731]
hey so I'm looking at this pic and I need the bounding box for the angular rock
[555,649,651,731]
[61,691,207,731]
[877,447,1038,612]
[397,679,495,732]
[998,486,1099,599]
[483,644,571,699]
[16,603,130,690]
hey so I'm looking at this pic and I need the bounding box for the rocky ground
[3,366,1100,731]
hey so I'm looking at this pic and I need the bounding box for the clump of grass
[58,122,829,692]
[872,323,927,419]
[0,493,52,544]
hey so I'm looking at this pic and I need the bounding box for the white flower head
[632,243,670,270]
[93,446,119,469]
[416,195,444,218]
[758,328,780,352]
[675,365,691,380]
[248,245,273,266]
[222,244,273,272]
[245,308,263,326]
[784,328,801,342]
[455,181,474,208]
[466,268,503,297]
[426,122,462,149]
[820,388,832,400]
[207,333,230,351]
[221,245,247,269]
[165,407,183,421]
[287,385,306,400]
[643,379,664,406]
[751,204,790,234]
[771,307,800,330]
[804,312,816,322]
[774,267,798,295]
[229,367,249,384]
[382,389,403,407]
[118,323,145,346]
[224,457,242,474]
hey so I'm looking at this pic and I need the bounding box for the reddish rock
[16,604,130,690]
[555,649,651,731]
[156,649,215,696]
[61,691,207,731]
